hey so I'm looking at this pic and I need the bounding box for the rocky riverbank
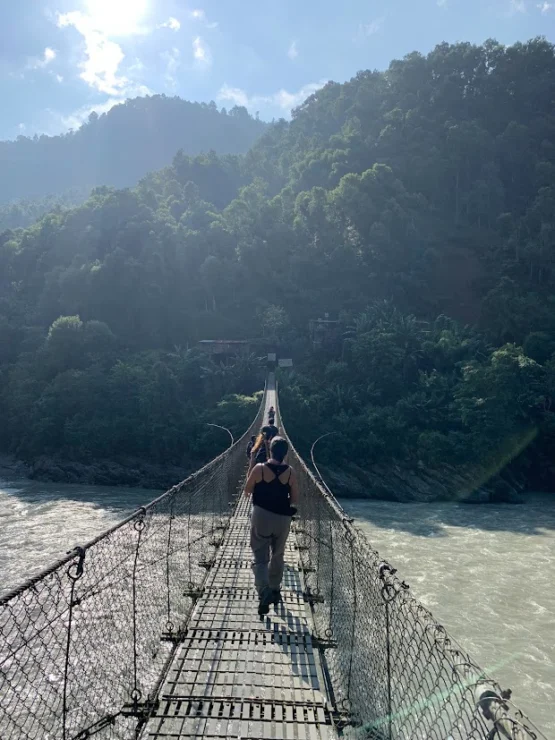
[318,461,525,504]
[0,454,191,491]
[0,455,30,480]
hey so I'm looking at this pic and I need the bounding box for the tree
[3,37,555,493]
[261,305,289,341]
[200,255,226,312]
[45,316,84,372]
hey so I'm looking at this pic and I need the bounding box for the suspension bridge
[0,376,547,739]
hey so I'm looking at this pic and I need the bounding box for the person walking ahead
[248,424,279,472]
[244,436,299,615]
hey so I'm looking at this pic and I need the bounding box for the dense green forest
[0,96,266,205]
[2,37,555,495]
[0,189,91,233]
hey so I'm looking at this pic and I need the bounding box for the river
[1,478,553,736]
[342,496,555,738]
[0,476,155,595]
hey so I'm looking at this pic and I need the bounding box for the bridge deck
[143,390,338,739]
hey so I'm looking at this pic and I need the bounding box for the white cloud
[191,9,218,28]
[537,1,553,10]
[509,0,527,13]
[217,85,250,108]
[162,47,180,89]
[159,17,181,31]
[193,36,212,68]
[127,57,145,75]
[218,80,327,115]
[357,18,384,38]
[43,47,56,65]
[60,99,124,131]
[18,123,26,132]
[54,73,64,83]
[437,0,448,6]
[28,47,57,70]
[57,3,151,96]
[288,40,298,60]
[127,82,152,97]
[272,83,326,110]
[58,11,128,94]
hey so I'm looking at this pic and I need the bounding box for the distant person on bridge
[244,436,299,615]
[268,406,275,424]
[249,424,279,471]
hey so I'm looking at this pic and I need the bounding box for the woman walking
[244,436,299,615]
[248,424,279,471]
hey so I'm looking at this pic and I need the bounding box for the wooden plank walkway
[143,389,338,739]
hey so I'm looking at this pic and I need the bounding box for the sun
[85,0,148,36]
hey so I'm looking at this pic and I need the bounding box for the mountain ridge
[0,94,267,205]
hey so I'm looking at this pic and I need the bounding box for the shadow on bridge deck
[1,374,545,740]
[142,384,338,739]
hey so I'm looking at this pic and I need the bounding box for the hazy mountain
[0,95,267,205]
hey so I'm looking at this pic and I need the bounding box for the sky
[0,0,553,140]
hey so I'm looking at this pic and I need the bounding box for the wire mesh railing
[0,389,266,740]
[277,392,548,740]
[1,377,548,740]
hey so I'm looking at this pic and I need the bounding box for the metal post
[206,423,234,448]
[379,562,400,740]
[205,424,235,530]
[310,432,336,496]
[345,527,357,704]
[384,601,392,740]
[63,547,86,740]
[165,499,175,636]
[327,522,335,639]
[131,509,146,710]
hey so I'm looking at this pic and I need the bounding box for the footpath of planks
[143,391,338,740]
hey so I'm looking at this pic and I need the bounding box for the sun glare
[85,0,148,35]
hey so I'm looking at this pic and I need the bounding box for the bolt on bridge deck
[143,392,338,740]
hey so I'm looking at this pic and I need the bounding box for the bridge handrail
[276,381,547,740]
[0,385,267,740]
[0,387,265,608]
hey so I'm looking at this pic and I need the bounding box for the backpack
[254,440,270,465]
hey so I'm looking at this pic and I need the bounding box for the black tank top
[253,463,292,516]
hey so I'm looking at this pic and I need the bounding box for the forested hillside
[0,190,90,233]
[0,95,266,206]
[2,38,555,495]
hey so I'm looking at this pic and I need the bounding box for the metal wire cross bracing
[276,388,549,740]
[0,389,267,740]
[0,377,550,740]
